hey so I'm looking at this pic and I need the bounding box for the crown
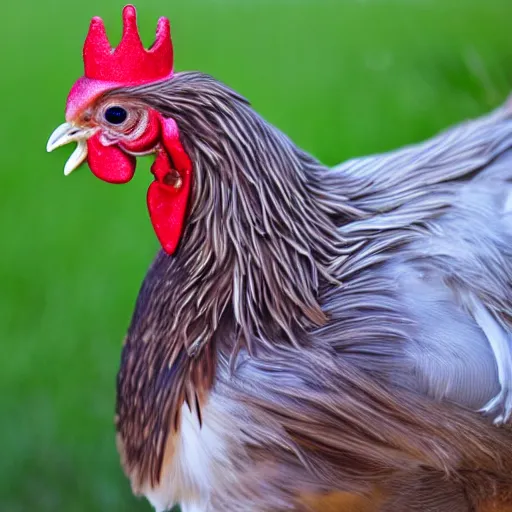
[83,5,174,85]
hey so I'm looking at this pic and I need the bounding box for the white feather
[143,399,229,512]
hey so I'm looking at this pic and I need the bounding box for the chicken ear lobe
[146,117,193,255]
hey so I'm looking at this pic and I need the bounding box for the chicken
[47,5,512,512]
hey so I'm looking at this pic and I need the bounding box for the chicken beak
[46,122,97,176]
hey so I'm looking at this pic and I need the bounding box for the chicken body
[107,76,512,512]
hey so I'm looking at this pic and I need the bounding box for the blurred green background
[1,0,511,510]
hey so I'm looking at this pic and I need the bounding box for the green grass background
[1,0,511,510]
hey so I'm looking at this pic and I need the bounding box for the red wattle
[87,133,136,184]
[146,117,193,255]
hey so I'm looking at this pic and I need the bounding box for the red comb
[83,5,173,84]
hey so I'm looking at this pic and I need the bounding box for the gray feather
[109,75,512,511]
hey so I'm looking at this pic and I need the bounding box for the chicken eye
[104,106,128,125]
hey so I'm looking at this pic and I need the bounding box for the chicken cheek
[147,117,192,255]
[87,133,136,184]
